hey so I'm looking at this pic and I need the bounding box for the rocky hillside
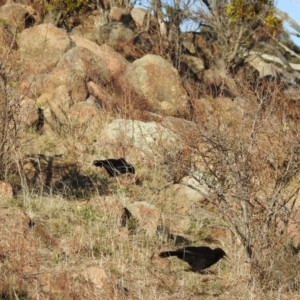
[0,1,300,299]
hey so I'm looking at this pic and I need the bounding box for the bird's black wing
[176,247,216,271]
[179,246,213,256]
[93,160,117,176]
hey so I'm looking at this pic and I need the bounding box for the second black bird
[93,158,135,177]
[159,246,226,272]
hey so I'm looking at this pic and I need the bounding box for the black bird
[93,158,135,177]
[159,246,226,272]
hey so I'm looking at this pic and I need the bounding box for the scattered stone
[126,201,161,236]
[0,180,13,198]
[81,266,107,289]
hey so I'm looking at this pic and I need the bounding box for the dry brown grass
[1,166,299,300]
[1,26,300,300]
[0,192,233,300]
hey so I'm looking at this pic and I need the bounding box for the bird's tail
[159,251,178,258]
[93,160,103,167]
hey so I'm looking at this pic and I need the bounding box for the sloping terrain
[0,1,300,299]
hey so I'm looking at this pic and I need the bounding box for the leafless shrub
[0,38,24,182]
[162,146,192,183]
[177,71,300,291]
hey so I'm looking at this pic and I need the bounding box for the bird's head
[214,248,227,259]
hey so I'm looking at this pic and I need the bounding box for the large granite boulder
[122,54,189,116]
[19,23,71,74]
